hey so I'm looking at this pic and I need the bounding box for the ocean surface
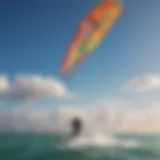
[0,133,160,160]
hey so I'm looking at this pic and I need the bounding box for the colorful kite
[61,0,123,76]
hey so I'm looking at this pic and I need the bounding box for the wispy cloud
[0,74,72,101]
[123,74,160,92]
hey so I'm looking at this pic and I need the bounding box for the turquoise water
[0,133,160,160]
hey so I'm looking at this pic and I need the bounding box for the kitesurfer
[70,117,82,137]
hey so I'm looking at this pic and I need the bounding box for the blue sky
[1,0,160,107]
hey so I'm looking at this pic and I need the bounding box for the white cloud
[123,74,160,92]
[0,74,72,100]
[0,75,9,92]
[0,102,160,134]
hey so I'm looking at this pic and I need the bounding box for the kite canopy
[61,0,123,76]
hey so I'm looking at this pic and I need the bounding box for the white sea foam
[67,133,140,149]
